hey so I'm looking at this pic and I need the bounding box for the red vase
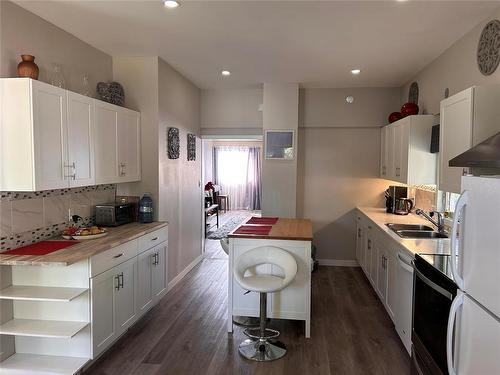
[388,112,403,123]
[17,55,39,80]
[401,102,419,117]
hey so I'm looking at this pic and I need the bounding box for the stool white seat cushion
[234,246,297,293]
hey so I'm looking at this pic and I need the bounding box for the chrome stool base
[238,339,286,362]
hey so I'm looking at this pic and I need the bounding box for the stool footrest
[243,327,280,340]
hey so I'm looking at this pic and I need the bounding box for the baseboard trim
[167,254,203,292]
[317,259,360,267]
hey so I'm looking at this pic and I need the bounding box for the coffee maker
[385,186,411,214]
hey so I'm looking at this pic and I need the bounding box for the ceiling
[13,0,500,89]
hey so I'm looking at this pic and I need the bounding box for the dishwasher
[395,251,414,354]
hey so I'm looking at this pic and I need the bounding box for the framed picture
[265,130,295,160]
[167,127,180,159]
[187,133,196,161]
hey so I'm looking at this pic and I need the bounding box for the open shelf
[0,353,89,375]
[0,285,88,302]
[0,319,88,338]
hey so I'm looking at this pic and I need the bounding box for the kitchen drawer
[138,227,167,253]
[90,240,138,277]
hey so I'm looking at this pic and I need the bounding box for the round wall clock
[477,19,500,76]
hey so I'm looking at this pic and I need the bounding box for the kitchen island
[227,218,313,338]
[0,222,168,375]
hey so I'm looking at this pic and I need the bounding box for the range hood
[449,131,500,168]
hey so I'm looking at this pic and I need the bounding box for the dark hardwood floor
[86,248,410,375]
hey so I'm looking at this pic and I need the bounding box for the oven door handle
[447,291,464,375]
[412,351,425,375]
[413,262,453,300]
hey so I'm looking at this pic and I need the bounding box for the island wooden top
[228,218,313,241]
[0,221,168,267]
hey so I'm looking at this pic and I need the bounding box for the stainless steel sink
[394,230,448,239]
[386,223,435,232]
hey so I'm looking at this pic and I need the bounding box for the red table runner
[233,225,272,235]
[246,217,279,225]
[3,241,79,256]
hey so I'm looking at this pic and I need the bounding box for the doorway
[202,138,263,259]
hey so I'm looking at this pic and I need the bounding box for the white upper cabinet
[380,115,436,185]
[0,78,140,191]
[94,101,141,185]
[117,110,141,183]
[439,85,500,194]
[67,92,95,188]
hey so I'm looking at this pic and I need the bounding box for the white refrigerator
[447,175,500,375]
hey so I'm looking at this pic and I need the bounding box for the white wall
[158,58,202,283]
[0,1,112,97]
[113,57,202,284]
[401,9,500,115]
[200,88,263,136]
[262,83,299,218]
[300,87,401,127]
[297,128,390,261]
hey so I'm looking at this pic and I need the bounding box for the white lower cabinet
[90,228,168,360]
[136,242,168,317]
[355,211,414,355]
[90,256,137,358]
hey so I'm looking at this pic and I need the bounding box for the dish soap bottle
[139,193,154,223]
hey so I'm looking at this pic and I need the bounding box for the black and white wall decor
[477,19,500,76]
[187,133,196,161]
[167,127,180,159]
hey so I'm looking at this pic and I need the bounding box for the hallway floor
[86,247,410,375]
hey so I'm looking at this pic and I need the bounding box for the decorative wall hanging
[187,133,196,161]
[265,130,295,160]
[167,127,180,159]
[96,81,125,106]
[408,82,419,104]
[17,55,39,79]
[477,19,500,76]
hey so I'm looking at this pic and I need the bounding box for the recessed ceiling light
[351,69,361,75]
[164,0,179,9]
[221,70,231,76]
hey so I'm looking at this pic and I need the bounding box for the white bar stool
[233,246,298,361]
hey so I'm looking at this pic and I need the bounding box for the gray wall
[200,88,263,136]
[401,8,500,115]
[0,1,112,97]
[296,88,399,262]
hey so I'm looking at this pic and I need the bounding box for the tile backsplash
[0,185,115,252]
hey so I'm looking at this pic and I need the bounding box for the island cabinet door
[91,267,118,358]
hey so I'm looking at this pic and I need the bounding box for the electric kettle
[394,198,413,215]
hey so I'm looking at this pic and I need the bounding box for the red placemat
[233,225,272,235]
[246,217,279,225]
[3,241,79,256]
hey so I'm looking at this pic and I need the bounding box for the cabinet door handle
[118,272,124,288]
[64,162,76,180]
[357,228,361,238]
[367,239,372,250]
[115,275,120,290]
[113,253,124,259]
[151,237,159,241]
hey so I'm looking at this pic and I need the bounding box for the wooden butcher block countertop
[0,222,168,267]
[228,218,313,241]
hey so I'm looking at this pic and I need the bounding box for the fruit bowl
[62,226,107,240]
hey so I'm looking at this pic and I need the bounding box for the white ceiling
[13,0,500,89]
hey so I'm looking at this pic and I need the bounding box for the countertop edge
[0,222,169,267]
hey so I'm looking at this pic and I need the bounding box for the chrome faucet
[415,209,446,234]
